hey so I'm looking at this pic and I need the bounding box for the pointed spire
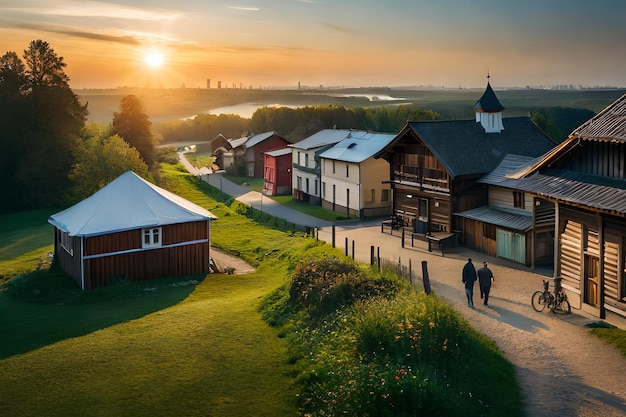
[474,73,505,112]
[474,74,505,133]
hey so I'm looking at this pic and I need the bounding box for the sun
[143,50,165,70]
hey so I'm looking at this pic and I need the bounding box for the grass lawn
[0,266,297,417]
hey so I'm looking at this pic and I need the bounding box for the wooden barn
[263,147,293,196]
[500,93,626,321]
[48,171,217,290]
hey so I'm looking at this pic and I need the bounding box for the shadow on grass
[0,266,202,359]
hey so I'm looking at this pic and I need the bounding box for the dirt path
[319,224,626,417]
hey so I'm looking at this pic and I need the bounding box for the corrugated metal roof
[318,131,396,163]
[289,129,357,150]
[571,93,626,141]
[480,157,626,215]
[454,206,533,232]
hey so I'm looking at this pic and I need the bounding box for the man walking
[477,261,494,306]
[462,258,477,308]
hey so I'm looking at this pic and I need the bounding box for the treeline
[157,106,441,143]
[157,103,595,145]
[0,40,160,214]
[529,106,596,143]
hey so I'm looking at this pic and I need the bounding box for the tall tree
[111,95,156,169]
[0,40,87,212]
[69,134,150,202]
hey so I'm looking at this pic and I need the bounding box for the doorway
[584,255,600,307]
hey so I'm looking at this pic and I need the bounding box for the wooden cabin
[48,171,217,290]
[374,79,555,240]
[499,93,626,321]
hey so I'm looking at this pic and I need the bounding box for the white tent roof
[49,171,217,237]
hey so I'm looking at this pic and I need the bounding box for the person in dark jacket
[477,261,494,306]
[462,258,477,308]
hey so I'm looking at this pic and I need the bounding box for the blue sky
[1,0,624,89]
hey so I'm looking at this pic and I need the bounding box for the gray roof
[454,205,533,232]
[265,147,292,157]
[480,155,626,215]
[246,131,279,148]
[377,116,555,178]
[571,93,626,141]
[318,131,396,163]
[290,129,356,150]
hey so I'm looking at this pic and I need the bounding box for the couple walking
[462,258,494,308]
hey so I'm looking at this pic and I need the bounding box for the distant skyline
[1,0,625,90]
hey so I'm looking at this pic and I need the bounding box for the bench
[426,232,457,256]
[381,216,402,234]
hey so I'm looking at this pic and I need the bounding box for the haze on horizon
[1,0,625,90]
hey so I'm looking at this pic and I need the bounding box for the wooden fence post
[422,260,431,295]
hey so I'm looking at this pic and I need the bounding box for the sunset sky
[2,0,625,90]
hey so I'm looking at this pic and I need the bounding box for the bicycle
[531,277,571,314]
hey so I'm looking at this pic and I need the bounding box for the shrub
[288,255,398,317]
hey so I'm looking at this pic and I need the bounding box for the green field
[3,164,626,416]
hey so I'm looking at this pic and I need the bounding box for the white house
[289,129,349,204]
[318,130,395,217]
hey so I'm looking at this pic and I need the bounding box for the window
[305,153,309,168]
[332,160,336,174]
[59,230,73,256]
[143,227,162,248]
[297,151,301,165]
[296,176,302,190]
[483,223,496,240]
[314,179,318,195]
[381,189,390,202]
[322,182,326,198]
[513,191,525,209]
[367,189,375,203]
[346,164,349,177]
[306,178,310,193]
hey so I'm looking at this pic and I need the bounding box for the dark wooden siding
[54,229,83,287]
[60,220,210,290]
[565,141,626,179]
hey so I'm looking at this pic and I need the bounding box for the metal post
[352,240,355,259]
[345,237,348,256]
[332,225,336,248]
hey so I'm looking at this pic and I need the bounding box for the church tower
[474,74,505,133]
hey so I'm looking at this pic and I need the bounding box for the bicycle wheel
[531,291,547,312]
[553,298,571,314]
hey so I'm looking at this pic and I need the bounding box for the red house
[245,132,290,177]
[263,148,293,196]
[48,171,217,290]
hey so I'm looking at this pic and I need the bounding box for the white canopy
[49,171,217,237]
